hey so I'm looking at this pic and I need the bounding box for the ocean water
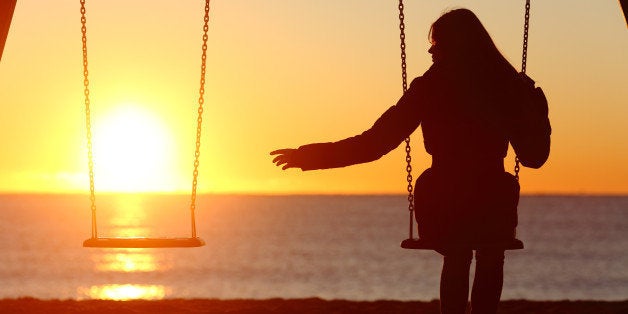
[0,194,626,301]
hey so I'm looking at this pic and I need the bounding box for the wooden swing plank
[83,237,205,248]
[401,238,524,250]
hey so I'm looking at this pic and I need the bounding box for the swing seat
[401,238,523,250]
[79,1,210,250]
[83,237,205,248]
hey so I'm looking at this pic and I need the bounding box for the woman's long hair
[429,9,517,77]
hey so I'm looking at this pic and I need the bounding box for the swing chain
[398,1,408,93]
[398,0,414,239]
[80,0,97,238]
[515,0,531,181]
[190,0,210,238]
[521,0,530,75]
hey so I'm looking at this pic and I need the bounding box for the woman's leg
[439,249,473,314]
[470,249,505,314]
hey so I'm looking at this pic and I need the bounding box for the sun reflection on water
[92,249,169,272]
[83,195,182,300]
[79,284,170,300]
[108,195,149,237]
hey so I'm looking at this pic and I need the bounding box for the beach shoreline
[1,298,627,314]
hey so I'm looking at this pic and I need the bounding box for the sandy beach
[1,298,627,314]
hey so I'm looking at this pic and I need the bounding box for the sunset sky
[0,0,626,195]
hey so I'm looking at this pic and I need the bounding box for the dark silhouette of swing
[80,0,211,248]
[398,1,534,251]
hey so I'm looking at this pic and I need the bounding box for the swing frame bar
[0,0,17,62]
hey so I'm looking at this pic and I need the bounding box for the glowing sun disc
[91,105,177,192]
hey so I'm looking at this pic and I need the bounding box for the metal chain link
[189,0,211,238]
[515,0,531,181]
[398,0,414,240]
[80,0,97,239]
[398,1,408,93]
[521,0,530,75]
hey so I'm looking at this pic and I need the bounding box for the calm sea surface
[0,194,626,301]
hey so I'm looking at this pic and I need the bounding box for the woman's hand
[270,148,301,170]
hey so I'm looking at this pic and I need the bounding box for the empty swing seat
[83,237,205,248]
[78,0,211,250]
[401,238,524,250]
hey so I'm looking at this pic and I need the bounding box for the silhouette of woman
[272,8,549,314]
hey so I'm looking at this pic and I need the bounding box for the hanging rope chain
[398,0,415,240]
[80,0,97,239]
[189,0,211,238]
[515,0,531,181]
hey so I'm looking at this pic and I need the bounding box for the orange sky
[0,1,626,194]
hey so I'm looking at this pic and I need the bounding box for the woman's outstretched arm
[271,76,430,171]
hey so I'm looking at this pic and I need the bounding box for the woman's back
[419,62,520,174]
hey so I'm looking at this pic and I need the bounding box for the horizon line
[0,191,627,197]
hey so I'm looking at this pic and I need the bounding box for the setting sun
[91,104,181,192]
